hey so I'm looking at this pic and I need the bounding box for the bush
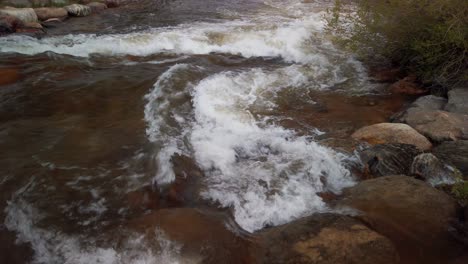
[325,0,468,88]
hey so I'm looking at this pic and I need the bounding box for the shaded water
[0,0,408,263]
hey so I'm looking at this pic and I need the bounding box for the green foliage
[325,0,468,88]
[452,180,468,205]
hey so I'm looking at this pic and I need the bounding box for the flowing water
[0,0,408,263]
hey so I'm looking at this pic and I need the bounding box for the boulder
[410,153,457,185]
[339,176,459,263]
[401,108,468,142]
[352,123,432,151]
[254,213,398,264]
[86,2,107,13]
[0,7,38,23]
[33,7,67,21]
[359,143,421,177]
[446,88,468,114]
[104,0,119,8]
[390,75,427,95]
[0,13,22,34]
[130,208,252,264]
[64,4,91,17]
[433,140,468,177]
[411,95,447,110]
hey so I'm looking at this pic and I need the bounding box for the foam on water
[4,180,190,264]
[0,11,332,64]
[189,67,355,231]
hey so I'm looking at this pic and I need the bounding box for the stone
[0,7,38,23]
[403,108,468,142]
[130,208,252,264]
[104,0,119,8]
[339,175,460,263]
[86,2,107,13]
[390,75,427,95]
[0,13,22,34]
[254,213,399,264]
[64,4,91,17]
[446,88,468,114]
[410,153,457,185]
[411,95,447,110]
[33,7,67,21]
[359,143,421,177]
[352,123,432,151]
[15,21,43,33]
[433,140,468,176]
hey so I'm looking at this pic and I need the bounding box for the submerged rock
[359,143,421,177]
[410,153,457,185]
[352,123,432,151]
[339,175,459,263]
[446,88,468,114]
[0,7,38,23]
[254,213,399,264]
[33,7,67,21]
[64,4,91,17]
[433,140,468,177]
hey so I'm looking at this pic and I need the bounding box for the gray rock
[255,213,399,264]
[359,143,421,177]
[411,95,447,110]
[0,7,38,23]
[410,153,457,185]
[64,4,91,16]
[446,89,468,114]
[433,140,468,177]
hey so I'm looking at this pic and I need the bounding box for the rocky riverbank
[0,0,120,35]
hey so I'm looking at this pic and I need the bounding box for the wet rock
[433,140,468,176]
[402,109,468,142]
[104,0,119,8]
[0,13,22,34]
[410,153,457,185]
[352,123,432,151]
[41,17,63,27]
[412,95,447,110]
[34,7,67,21]
[390,75,427,95]
[446,88,468,114]
[0,7,38,23]
[131,208,252,264]
[359,143,421,177]
[15,21,43,34]
[64,4,91,17]
[86,2,107,13]
[339,175,459,263]
[254,213,399,264]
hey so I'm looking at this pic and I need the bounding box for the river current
[0,0,406,263]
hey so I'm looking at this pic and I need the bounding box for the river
[0,0,406,263]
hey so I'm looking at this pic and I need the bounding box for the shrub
[325,0,468,88]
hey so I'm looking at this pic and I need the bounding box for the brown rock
[339,176,460,263]
[403,109,468,142]
[104,0,119,8]
[0,13,22,35]
[352,123,432,151]
[390,75,427,95]
[34,7,67,21]
[0,7,38,24]
[131,208,252,264]
[254,213,399,264]
[0,68,20,86]
[86,2,107,13]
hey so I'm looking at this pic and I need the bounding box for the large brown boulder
[352,123,432,150]
[339,176,460,263]
[0,7,38,23]
[253,213,399,264]
[402,108,468,142]
[130,208,252,264]
[33,7,67,21]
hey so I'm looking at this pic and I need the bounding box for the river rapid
[0,0,407,263]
